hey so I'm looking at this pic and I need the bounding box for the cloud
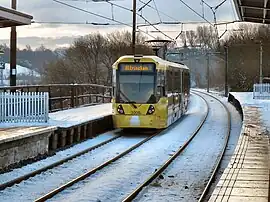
[2,0,238,24]
[0,0,239,48]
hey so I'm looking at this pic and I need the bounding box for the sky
[0,0,241,49]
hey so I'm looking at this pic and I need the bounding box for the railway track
[121,92,210,202]
[122,90,231,202]
[34,92,211,202]
[192,90,231,202]
[34,130,161,202]
[3,91,230,202]
[0,134,122,191]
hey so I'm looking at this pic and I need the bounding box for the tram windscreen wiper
[119,90,137,109]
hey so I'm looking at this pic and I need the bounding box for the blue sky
[0,0,240,49]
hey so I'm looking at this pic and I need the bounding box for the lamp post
[259,40,263,84]
[206,52,210,92]
[224,45,228,97]
[10,0,17,89]
[132,0,137,55]
[0,49,4,86]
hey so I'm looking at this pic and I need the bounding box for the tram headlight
[146,105,155,115]
[117,105,125,114]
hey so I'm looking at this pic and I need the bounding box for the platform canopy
[0,6,33,28]
[233,0,270,24]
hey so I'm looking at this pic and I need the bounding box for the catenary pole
[10,0,17,90]
[132,0,137,55]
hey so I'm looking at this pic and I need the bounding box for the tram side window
[174,70,181,93]
[166,70,173,94]
[157,70,165,98]
[183,71,189,94]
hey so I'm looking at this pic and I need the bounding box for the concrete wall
[0,130,53,169]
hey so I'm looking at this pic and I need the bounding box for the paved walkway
[209,93,269,202]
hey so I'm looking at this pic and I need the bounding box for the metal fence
[0,84,112,112]
[253,83,270,99]
[0,92,49,123]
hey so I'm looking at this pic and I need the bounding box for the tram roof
[233,0,270,24]
[0,6,33,28]
[114,55,189,70]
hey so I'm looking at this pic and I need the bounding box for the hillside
[1,63,40,86]
[0,45,65,74]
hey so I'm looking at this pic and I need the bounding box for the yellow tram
[112,55,190,129]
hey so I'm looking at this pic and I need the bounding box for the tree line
[179,24,270,92]
[2,23,270,92]
[42,31,153,86]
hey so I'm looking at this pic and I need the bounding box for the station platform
[209,92,270,202]
[0,103,113,169]
[0,103,112,129]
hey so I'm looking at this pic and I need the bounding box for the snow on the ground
[0,63,40,86]
[133,91,230,202]
[48,103,112,128]
[0,130,119,185]
[192,89,243,200]
[2,63,40,77]
[230,92,270,130]
[42,93,210,202]
[0,103,112,128]
[0,132,149,202]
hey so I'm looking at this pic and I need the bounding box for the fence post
[71,85,75,108]
[48,86,52,112]
[102,87,105,103]
[75,84,78,107]
[96,86,99,103]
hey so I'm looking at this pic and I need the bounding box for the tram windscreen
[116,63,156,104]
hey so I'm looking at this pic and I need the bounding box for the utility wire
[229,0,238,20]
[138,0,152,12]
[58,0,182,40]
[32,21,129,25]
[60,0,122,2]
[52,0,156,39]
[103,0,174,40]
[178,0,214,27]
[138,0,179,22]
[138,14,174,40]
[152,0,162,23]
[34,20,218,26]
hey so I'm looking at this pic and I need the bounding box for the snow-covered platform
[0,103,113,169]
[0,103,112,129]
[209,92,270,202]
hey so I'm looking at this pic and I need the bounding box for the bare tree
[220,23,270,91]
[43,31,153,86]
[186,30,197,47]
[180,32,187,47]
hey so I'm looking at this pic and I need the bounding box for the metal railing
[0,92,49,123]
[0,84,112,112]
[253,83,270,99]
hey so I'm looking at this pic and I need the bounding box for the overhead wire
[138,0,179,22]
[138,0,152,12]
[152,0,162,23]
[229,0,238,20]
[178,0,214,27]
[50,0,234,46]
[61,0,177,23]
[52,0,157,39]
[103,0,175,40]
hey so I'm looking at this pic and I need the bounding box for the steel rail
[122,92,209,202]
[34,131,161,202]
[191,89,231,202]
[0,134,121,191]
